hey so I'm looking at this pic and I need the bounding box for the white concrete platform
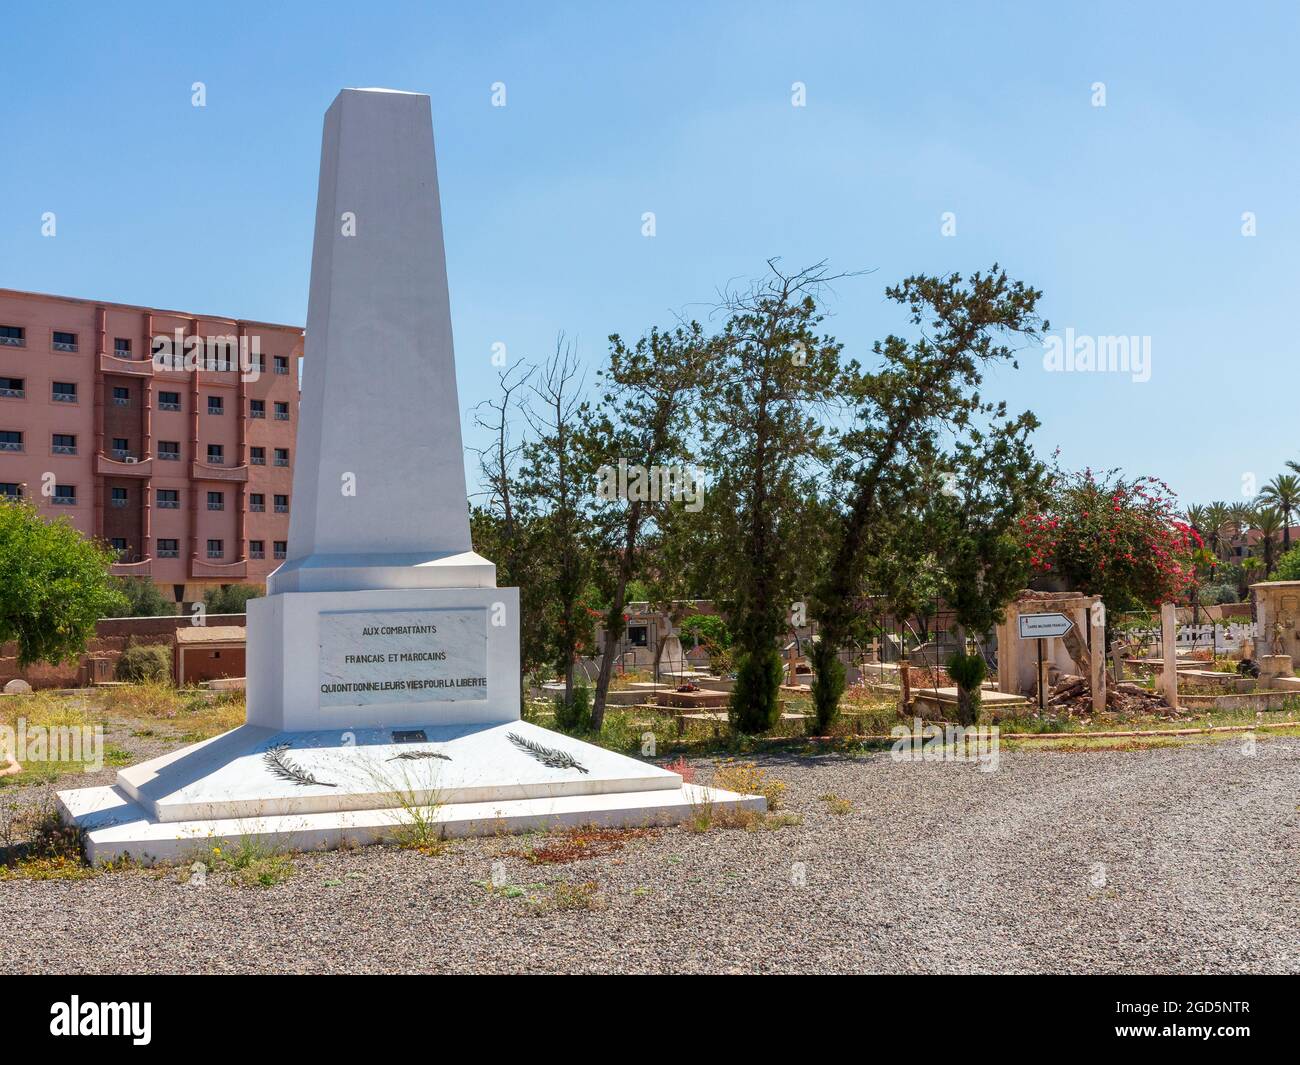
[58,720,764,864]
[60,779,760,866]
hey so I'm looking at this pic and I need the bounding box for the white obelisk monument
[58,89,760,862]
[248,88,517,731]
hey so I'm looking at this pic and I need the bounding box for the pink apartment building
[0,288,303,607]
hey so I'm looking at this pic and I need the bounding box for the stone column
[1160,601,1179,709]
[1090,599,1106,714]
[999,603,1019,694]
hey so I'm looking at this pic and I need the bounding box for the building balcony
[110,558,153,578]
[190,557,248,580]
[190,461,249,483]
[99,352,153,377]
[96,453,153,478]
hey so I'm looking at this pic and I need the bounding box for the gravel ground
[2,735,1298,974]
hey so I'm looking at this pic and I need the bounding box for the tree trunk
[956,682,980,727]
[591,505,641,733]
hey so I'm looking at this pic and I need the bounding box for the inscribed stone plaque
[318,608,488,708]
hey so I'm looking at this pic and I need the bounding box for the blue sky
[2,1,1297,509]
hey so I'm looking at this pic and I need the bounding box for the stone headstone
[3,678,32,695]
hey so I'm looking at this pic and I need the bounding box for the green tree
[931,417,1045,726]
[1021,470,1200,613]
[517,337,601,709]
[587,322,713,732]
[1271,545,1300,581]
[470,363,552,684]
[1251,506,1285,575]
[114,577,177,617]
[703,261,851,733]
[1201,501,1232,561]
[810,266,1047,733]
[0,499,126,667]
[1258,474,1300,553]
[202,584,262,615]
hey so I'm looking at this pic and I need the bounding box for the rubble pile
[1047,674,1175,715]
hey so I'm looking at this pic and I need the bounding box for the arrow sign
[1018,612,1074,640]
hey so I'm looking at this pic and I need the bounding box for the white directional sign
[1018,612,1074,640]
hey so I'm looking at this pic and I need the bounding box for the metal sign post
[1018,613,1075,711]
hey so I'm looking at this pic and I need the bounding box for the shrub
[115,644,172,684]
[1272,546,1300,582]
[809,639,845,735]
[1197,581,1239,605]
[713,759,786,810]
[113,577,176,617]
[729,648,783,733]
[554,682,592,733]
[202,584,262,615]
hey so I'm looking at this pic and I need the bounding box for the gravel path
[3,735,1297,974]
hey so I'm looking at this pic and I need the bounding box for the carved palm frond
[386,750,452,762]
[507,732,589,774]
[262,743,337,788]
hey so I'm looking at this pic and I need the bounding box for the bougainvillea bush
[1018,469,1201,611]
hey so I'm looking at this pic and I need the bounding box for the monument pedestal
[57,86,761,863]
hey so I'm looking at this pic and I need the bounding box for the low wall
[1,614,247,689]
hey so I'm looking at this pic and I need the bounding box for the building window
[274,356,289,375]
[274,494,289,514]
[250,354,265,374]
[112,437,131,460]
[114,338,131,356]
[250,447,265,466]
[274,401,289,421]
[207,444,224,464]
[158,441,180,461]
[52,433,76,455]
[249,493,265,512]
[53,485,76,505]
[207,395,223,415]
[249,540,265,559]
[52,331,78,353]
[158,391,181,412]
[274,448,289,467]
[273,540,287,559]
[157,489,180,509]
[110,537,127,554]
[110,487,128,508]
[0,326,25,347]
[249,399,265,418]
[52,382,77,403]
[207,539,224,559]
[1,483,22,498]
[207,491,224,511]
[0,377,24,398]
[112,386,130,407]
[0,430,22,453]
[158,538,179,558]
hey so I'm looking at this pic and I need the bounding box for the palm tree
[1252,506,1285,575]
[1227,502,1254,559]
[1203,501,1232,561]
[1258,474,1300,552]
[1184,504,1208,541]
